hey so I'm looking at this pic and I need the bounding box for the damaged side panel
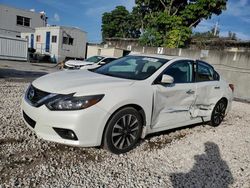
[151,81,223,130]
[151,84,196,129]
[190,81,223,118]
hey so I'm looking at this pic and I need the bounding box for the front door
[45,32,50,52]
[151,60,197,130]
[30,34,34,49]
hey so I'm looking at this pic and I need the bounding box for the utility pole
[214,21,218,36]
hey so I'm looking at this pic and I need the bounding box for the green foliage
[102,6,140,40]
[102,0,228,48]
[139,28,163,46]
[164,26,192,48]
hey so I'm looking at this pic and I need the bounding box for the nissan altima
[21,54,233,154]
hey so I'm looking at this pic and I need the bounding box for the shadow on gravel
[143,122,208,150]
[0,68,47,81]
[170,142,234,188]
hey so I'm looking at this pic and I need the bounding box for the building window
[69,38,74,45]
[36,35,41,42]
[16,15,30,27]
[62,36,74,45]
[52,35,57,43]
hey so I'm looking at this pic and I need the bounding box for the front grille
[26,85,50,105]
[23,111,36,128]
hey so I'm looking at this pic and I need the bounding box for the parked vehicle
[63,55,117,70]
[21,54,233,154]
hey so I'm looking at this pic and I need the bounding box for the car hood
[32,70,135,94]
[65,60,94,66]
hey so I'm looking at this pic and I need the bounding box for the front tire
[211,99,227,127]
[103,107,143,154]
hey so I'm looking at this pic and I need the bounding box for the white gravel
[0,79,250,188]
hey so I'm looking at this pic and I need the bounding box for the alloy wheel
[213,101,226,125]
[111,114,140,150]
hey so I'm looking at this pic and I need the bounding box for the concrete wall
[107,43,250,101]
[87,45,101,58]
[87,45,124,58]
[0,4,45,37]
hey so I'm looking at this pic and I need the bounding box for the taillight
[229,84,234,92]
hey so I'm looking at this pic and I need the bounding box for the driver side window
[163,60,193,83]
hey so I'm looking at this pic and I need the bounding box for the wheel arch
[100,103,146,146]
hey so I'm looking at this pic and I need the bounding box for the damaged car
[21,54,233,154]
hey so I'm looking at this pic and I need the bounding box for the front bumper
[21,97,110,147]
[63,64,79,70]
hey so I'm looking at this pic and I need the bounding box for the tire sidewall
[211,99,227,127]
[103,107,143,154]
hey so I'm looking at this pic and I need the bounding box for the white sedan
[63,56,117,70]
[21,54,233,154]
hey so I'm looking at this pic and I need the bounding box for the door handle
[214,86,220,89]
[186,89,195,94]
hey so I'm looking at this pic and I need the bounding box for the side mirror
[161,74,174,84]
[99,61,106,65]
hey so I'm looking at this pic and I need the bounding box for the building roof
[0,4,43,16]
[34,25,87,33]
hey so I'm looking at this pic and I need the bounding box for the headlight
[45,94,104,111]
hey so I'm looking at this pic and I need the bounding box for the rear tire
[103,107,143,154]
[210,99,227,127]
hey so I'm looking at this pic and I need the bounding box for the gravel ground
[0,79,250,188]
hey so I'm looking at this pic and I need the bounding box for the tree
[102,6,140,40]
[136,0,227,47]
[102,0,228,48]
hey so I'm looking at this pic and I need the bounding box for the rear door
[190,61,222,118]
[151,60,197,129]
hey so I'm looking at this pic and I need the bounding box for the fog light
[53,128,78,140]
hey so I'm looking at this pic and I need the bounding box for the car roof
[128,53,181,60]
[102,56,117,59]
[88,55,117,59]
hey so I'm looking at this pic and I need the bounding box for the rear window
[86,56,104,63]
[195,61,217,82]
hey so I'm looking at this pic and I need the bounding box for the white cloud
[225,0,250,23]
[221,31,250,40]
[120,0,135,11]
[85,6,111,17]
[53,13,60,22]
[193,19,216,32]
[234,32,250,40]
[37,0,70,12]
[239,0,248,6]
[241,17,250,23]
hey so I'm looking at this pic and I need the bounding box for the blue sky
[1,0,250,42]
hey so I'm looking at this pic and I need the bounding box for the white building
[0,4,46,37]
[21,26,87,62]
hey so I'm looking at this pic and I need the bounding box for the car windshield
[85,56,105,63]
[93,56,169,80]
